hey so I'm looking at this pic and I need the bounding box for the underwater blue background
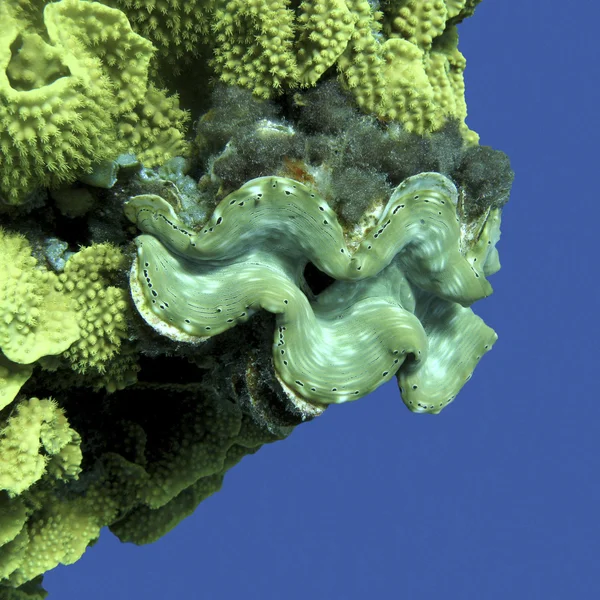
[45,1,599,598]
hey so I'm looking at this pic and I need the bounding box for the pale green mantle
[125,172,500,413]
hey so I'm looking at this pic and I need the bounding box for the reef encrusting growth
[0,1,513,596]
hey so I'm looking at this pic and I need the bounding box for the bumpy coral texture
[126,172,500,413]
[0,229,80,366]
[0,397,82,497]
[338,0,478,138]
[0,0,189,204]
[0,227,135,410]
[53,243,130,375]
[93,0,480,138]
[0,385,283,587]
[0,356,32,412]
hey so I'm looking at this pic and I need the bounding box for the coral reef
[0,356,33,412]
[0,397,82,497]
[55,244,129,375]
[98,0,481,137]
[0,0,189,205]
[0,229,80,365]
[0,227,131,381]
[0,0,512,596]
[0,383,284,588]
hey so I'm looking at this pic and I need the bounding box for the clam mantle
[125,172,500,413]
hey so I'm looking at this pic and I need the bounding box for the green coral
[0,229,80,366]
[0,397,82,497]
[0,384,284,587]
[0,356,33,411]
[91,0,480,137]
[0,575,47,600]
[125,172,499,412]
[0,218,283,588]
[108,396,275,544]
[211,0,299,97]
[54,244,130,375]
[338,0,477,138]
[0,0,189,205]
[104,0,215,61]
[0,228,132,380]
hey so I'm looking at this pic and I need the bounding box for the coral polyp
[0,1,512,594]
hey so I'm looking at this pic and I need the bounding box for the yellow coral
[296,0,356,86]
[0,355,33,411]
[0,460,127,585]
[383,0,449,49]
[105,0,215,61]
[0,385,281,586]
[94,344,140,393]
[0,494,28,549]
[428,26,478,144]
[95,0,479,138]
[211,0,299,97]
[0,229,133,379]
[55,244,130,375]
[45,0,153,114]
[0,0,189,204]
[0,229,80,365]
[0,397,82,497]
[0,4,117,203]
[336,0,386,114]
[119,84,191,168]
